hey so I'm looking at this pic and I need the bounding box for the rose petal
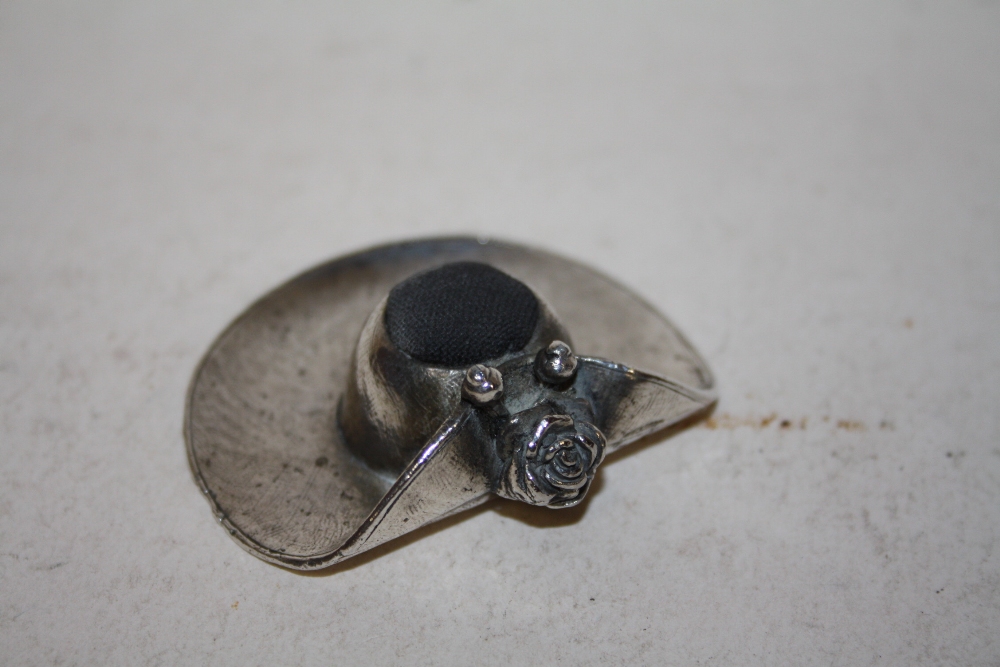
[543,469,588,491]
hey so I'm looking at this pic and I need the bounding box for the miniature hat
[186,237,715,569]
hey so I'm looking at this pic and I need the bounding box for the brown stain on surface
[702,414,879,432]
[837,419,866,432]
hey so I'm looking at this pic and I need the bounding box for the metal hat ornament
[185,238,716,569]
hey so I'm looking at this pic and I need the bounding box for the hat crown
[384,262,540,367]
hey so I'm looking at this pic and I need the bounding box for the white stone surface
[2,2,998,665]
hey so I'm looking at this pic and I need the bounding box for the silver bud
[461,364,504,406]
[534,340,578,385]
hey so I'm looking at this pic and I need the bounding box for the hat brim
[185,237,715,569]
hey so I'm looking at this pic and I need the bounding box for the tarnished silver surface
[186,237,716,569]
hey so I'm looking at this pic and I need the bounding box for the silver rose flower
[500,413,606,508]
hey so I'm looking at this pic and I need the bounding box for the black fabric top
[384,262,540,366]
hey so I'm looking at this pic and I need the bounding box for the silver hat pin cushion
[185,237,716,569]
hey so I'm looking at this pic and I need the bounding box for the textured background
[2,2,998,665]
